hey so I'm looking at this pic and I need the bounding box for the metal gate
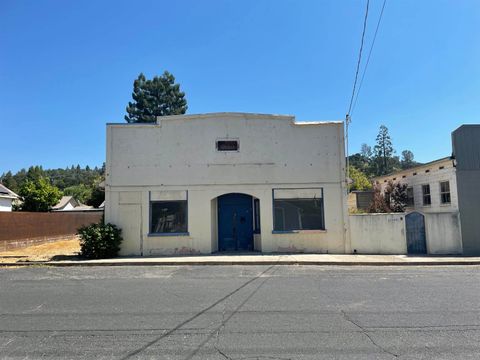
[406,212,427,254]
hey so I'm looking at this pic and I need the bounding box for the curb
[3,260,480,267]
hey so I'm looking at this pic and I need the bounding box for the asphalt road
[1,265,480,359]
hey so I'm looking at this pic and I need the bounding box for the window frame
[440,181,451,205]
[149,199,189,236]
[422,184,431,206]
[272,188,326,233]
[406,187,414,207]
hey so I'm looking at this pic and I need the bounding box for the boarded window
[440,181,451,204]
[407,187,414,207]
[216,140,239,151]
[273,189,325,231]
[150,201,187,234]
[422,185,431,206]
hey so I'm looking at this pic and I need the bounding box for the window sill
[148,232,190,237]
[272,230,327,234]
[440,203,451,206]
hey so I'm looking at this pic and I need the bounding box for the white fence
[349,212,462,255]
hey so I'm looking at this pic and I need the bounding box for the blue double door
[218,193,254,252]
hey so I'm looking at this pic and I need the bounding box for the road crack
[341,310,399,358]
[120,265,276,360]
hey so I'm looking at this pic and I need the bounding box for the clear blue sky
[1,0,479,173]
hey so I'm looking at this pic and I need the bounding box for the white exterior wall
[0,198,13,212]
[105,113,347,256]
[425,212,462,255]
[375,159,458,213]
[349,212,462,255]
[350,214,407,254]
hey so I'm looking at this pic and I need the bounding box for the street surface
[1,265,480,359]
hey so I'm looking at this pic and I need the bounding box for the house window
[150,201,188,234]
[273,189,325,231]
[440,181,451,204]
[422,185,431,206]
[216,140,239,151]
[407,187,414,207]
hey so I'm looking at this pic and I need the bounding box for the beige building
[105,112,348,256]
[373,157,457,213]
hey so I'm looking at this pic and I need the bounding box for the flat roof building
[105,112,348,256]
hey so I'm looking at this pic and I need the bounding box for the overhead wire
[351,0,387,115]
[346,0,370,118]
[345,0,371,189]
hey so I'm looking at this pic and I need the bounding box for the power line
[351,0,387,115]
[345,0,370,189]
[346,0,370,118]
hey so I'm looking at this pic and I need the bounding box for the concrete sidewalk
[3,253,480,266]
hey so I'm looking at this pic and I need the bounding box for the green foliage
[1,164,104,206]
[373,125,394,176]
[78,222,123,259]
[348,126,421,178]
[87,185,105,208]
[400,150,419,169]
[63,184,92,204]
[18,177,62,212]
[125,71,188,123]
[0,171,17,193]
[348,166,372,191]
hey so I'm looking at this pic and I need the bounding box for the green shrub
[77,222,122,259]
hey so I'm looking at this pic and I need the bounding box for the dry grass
[0,238,81,263]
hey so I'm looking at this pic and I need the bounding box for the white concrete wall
[425,212,462,254]
[349,214,407,254]
[349,212,462,255]
[0,198,13,212]
[105,113,347,256]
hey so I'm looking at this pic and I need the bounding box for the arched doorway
[217,193,255,251]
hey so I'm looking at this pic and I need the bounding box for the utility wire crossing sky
[1,0,479,173]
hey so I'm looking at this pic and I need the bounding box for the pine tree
[125,72,188,123]
[373,125,394,176]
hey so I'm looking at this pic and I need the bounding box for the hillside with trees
[0,164,105,210]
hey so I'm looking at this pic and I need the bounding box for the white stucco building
[373,157,458,213]
[105,112,348,256]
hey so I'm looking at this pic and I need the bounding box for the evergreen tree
[0,171,18,193]
[125,72,188,123]
[373,125,394,176]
